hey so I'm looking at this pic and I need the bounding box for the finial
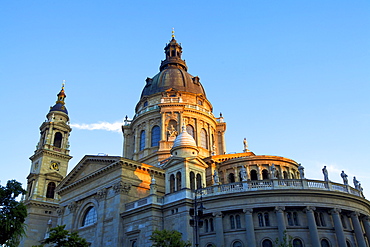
[171,28,175,38]
[62,80,65,90]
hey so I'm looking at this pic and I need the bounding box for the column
[329,208,346,247]
[362,216,370,245]
[350,212,367,247]
[212,211,225,247]
[274,206,286,243]
[243,208,256,247]
[234,167,239,182]
[257,164,262,180]
[304,206,320,247]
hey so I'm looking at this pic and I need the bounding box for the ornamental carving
[96,188,108,200]
[113,181,132,194]
[68,201,78,213]
[56,207,65,216]
[165,112,178,120]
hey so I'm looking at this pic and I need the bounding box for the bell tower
[21,83,72,246]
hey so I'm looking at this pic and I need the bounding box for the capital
[274,206,285,212]
[329,208,341,215]
[303,206,316,213]
[243,208,253,214]
[212,211,223,218]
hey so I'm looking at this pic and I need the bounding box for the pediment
[162,156,208,170]
[57,155,121,191]
[44,171,64,180]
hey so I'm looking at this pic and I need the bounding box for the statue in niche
[298,163,305,179]
[322,166,329,182]
[341,171,348,185]
[240,167,248,181]
[270,163,277,179]
[167,125,178,138]
[213,170,220,185]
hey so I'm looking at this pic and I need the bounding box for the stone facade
[21,37,370,247]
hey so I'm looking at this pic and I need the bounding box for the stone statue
[213,170,220,185]
[270,163,277,179]
[298,163,305,179]
[167,125,178,137]
[353,176,360,190]
[243,138,248,151]
[322,166,329,182]
[240,167,247,181]
[340,171,348,185]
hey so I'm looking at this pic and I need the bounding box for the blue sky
[1,1,369,197]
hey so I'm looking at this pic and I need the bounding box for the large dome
[140,37,206,98]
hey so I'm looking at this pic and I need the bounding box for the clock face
[50,162,59,171]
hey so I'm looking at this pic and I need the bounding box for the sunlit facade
[21,37,370,247]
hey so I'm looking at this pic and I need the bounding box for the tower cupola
[49,82,68,115]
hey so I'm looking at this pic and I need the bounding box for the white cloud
[70,120,124,132]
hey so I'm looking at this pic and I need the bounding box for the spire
[171,28,175,38]
[49,81,68,114]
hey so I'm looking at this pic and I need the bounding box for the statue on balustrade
[341,171,348,185]
[322,166,329,181]
[298,163,305,179]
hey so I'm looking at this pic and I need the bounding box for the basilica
[21,35,370,247]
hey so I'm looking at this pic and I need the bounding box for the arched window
[176,172,181,191]
[228,173,235,183]
[204,219,209,232]
[276,171,280,179]
[293,212,299,225]
[209,218,214,232]
[230,215,235,229]
[258,213,264,227]
[236,214,241,228]
[151,126,160,147]
[264,213,270,226]
[82,206,97,227]
[206,244,215,247]
[341,215,347,229]
[321,239,330,247]
[53,132,62,148]
[170,174,175,193]
[293,239,303,247]
[200,128,208,149]
[190,171,195,190]
[262,239,273,247]
[232,241,243,247]
[262,169,269,179]
[140,130,146,151]
[283,171,288,179]
[291,173,295,179]
[186,125,195,138]
[196,173,202,189]
[131,240,137,247]
[250,170,258,180]
[46,182,56,199]
[346,240,352,247]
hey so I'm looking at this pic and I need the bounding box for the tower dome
[171,125,199,157]
[140,37,206,98]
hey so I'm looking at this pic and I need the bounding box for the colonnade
[204,206,370,247]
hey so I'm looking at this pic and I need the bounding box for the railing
[197,179,363,198]
[184,105,214,116]
[135,105,160,117]
[124,179,364,212]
